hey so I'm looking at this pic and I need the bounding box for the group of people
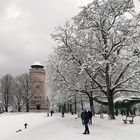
[81,109,92,134]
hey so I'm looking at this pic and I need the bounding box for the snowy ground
[0,112,140,140]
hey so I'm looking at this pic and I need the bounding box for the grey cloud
[0,0,92,77]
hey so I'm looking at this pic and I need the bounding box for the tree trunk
[18,102,21,112]
[67,102,70,113]
[64,103,66,112]
[105,62,115,119]
[81,95,84,110]
[26,102,29,112]
[89,96,95,116]
[70,103,73,114]
[59,106,61,113]
[107,94,115,119]
[74,96,77,114]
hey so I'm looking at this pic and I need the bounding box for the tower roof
[31,61,44,68]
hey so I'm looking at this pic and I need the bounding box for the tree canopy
[47,0,140,119]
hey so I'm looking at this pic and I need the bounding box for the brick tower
[29,61,48,111]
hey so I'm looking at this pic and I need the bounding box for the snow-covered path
[0,113,140,140]
[6,114,93,140]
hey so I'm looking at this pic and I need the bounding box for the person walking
[50,110,54,116]
[61,106,65,117]
[80,110,85,125]
[83,110,90,134]
[88,110,92,124]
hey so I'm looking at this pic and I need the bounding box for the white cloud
[4,4,21,20]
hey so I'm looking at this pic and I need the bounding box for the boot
[83,132,86,134]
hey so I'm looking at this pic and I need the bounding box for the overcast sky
[0,0,93,77]
[0,0,140,78]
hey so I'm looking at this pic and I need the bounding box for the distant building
[29,61,48,111]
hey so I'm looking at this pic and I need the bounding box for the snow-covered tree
[12,77,25,112]
[0,74,14,112]
[15,73,39,112]
[48,23,98,114]
[72,0,140,119]
[50,0,140,119]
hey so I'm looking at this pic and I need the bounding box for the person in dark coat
[83,110,90,134]
[61,107,65,117]
[50,110,54,116]
[81,110,85,125]
[88,110,92,124]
